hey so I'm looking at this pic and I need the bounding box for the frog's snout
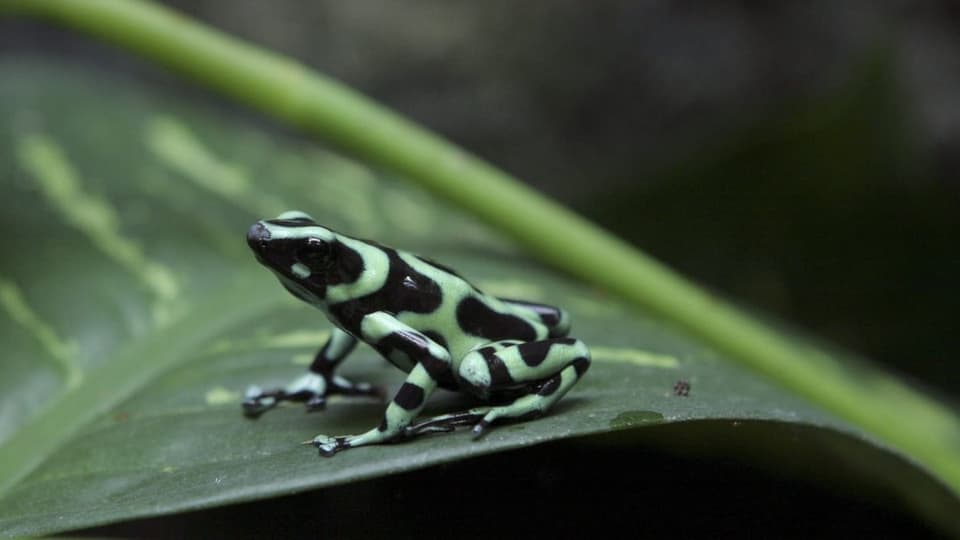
[246,221,271,252]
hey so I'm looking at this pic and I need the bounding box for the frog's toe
[242,399,271,417]
[403,410,487,438]
[328,376,385,401]
[304,394,327,412]
[311,434,350,457]
[471,419,492,440]
[241,385,278,417]
[472,408,513,439]
[404,423,455,438]
[348,381,386,402]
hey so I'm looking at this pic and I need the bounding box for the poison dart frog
[243,211,591,456]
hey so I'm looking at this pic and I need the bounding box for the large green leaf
[0,60,956,537]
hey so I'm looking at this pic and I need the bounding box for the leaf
[0,60,957,537]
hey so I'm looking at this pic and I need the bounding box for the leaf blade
[4,0,959,497]
[0,60,956,538]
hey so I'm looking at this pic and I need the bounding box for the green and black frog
[244,211,591,456]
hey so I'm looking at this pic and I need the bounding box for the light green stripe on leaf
[16,134,179,322]
[0,277,81,388]
[204,329,331,355]
[146,115,287,217]
[204,386,241,405]
[591,347,679,369]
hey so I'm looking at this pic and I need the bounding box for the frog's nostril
[246,222,271,250]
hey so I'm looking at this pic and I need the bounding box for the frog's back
[387,249,547,358]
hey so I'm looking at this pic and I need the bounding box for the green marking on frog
[0,277,82,388]
[243,211,592,456]
[609,410,665,429]
[17,135,180,323]
[291,262,311,279]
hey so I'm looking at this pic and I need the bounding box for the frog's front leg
[243,327,378,416]
[311,311,451,456]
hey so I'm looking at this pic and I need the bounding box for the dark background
[2,1,957,537]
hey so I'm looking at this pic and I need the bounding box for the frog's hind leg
[408,338,590,439]
[404,409,490,437]
[401,339,525,438]
[469,339,589,438]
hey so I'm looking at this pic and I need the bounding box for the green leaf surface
[0,60,957,537]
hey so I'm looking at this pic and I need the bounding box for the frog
[243,210,591,456]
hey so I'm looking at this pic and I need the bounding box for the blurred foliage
[1,2,955,396]
[582,53,960,395]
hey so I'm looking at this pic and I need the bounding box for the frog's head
[247,210,336,301]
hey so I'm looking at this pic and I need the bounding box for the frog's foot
[300,375,383,413]
[243,373,328,417]
[306,434,352,457]
[242,373,382,417]
[325,374,384,402]
[242,385,287,417]
[402,409,490,438]
[399,406,536,440]
[471,407,544,440]
[308,428,391,457]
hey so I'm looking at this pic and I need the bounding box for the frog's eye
[296,237,332,267]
